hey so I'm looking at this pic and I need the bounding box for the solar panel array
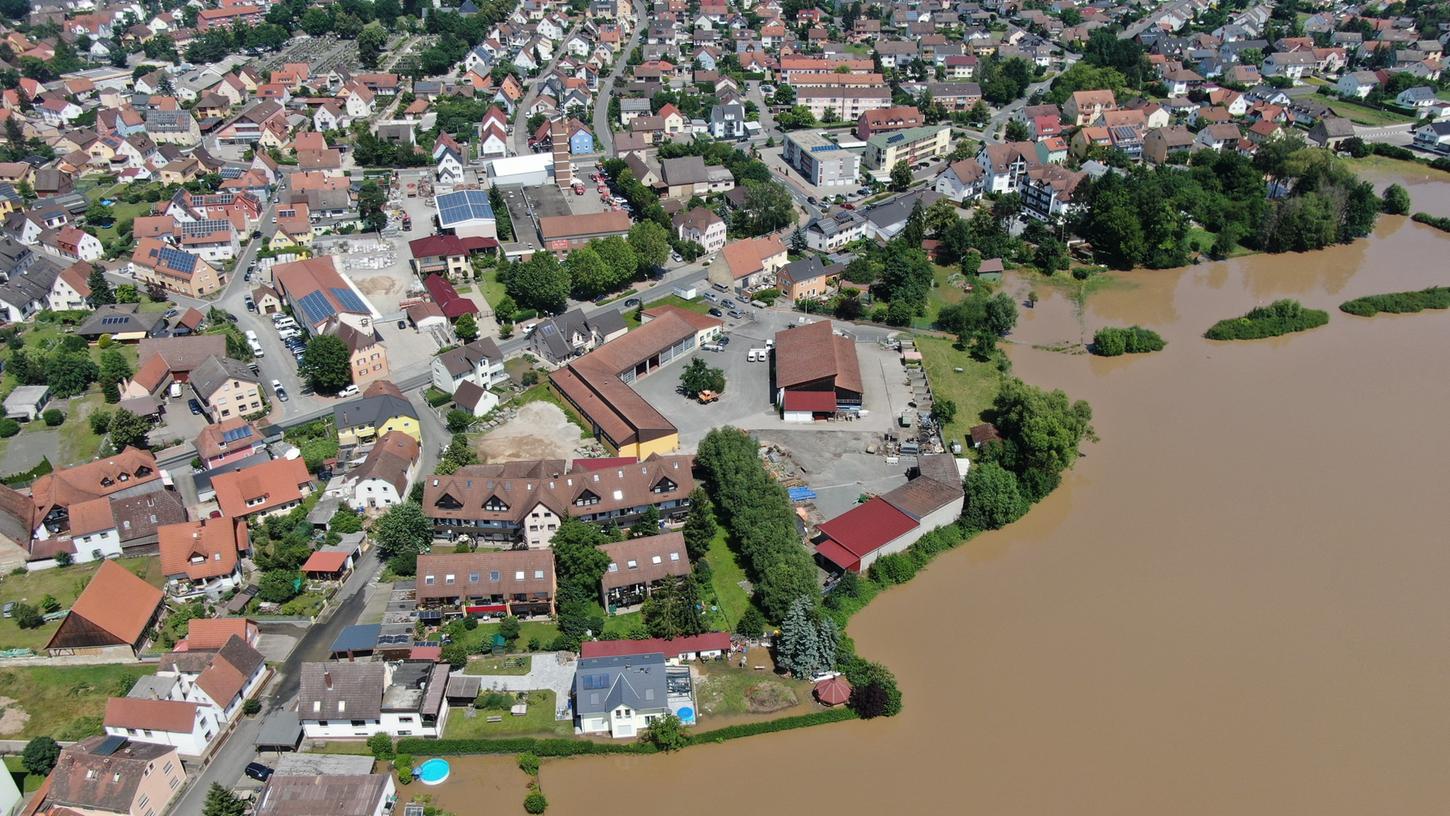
[329,287,368,314]
[101,315,130,326]
[158,247,197,274]
[437,190,495,226]
[296,290,336,325]
[581,673,611,690]
[180,218,233,237]
[221,425,253,444]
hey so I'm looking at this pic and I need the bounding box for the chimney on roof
[323,670,332,689]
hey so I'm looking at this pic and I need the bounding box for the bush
[639,713,689,751]
[368,733,395,761]
[0,418,19,437]
[524,789,548,814]
[1340,287,1450,317]
[1091,326,1166,357]
[517,752,540,776]
[475,691,514,710]
[1381,184,1411,215]
[96,334,112,349]
[1204,299,1329,341]
[424,387,453,408]
[88,409,112,435]
[242,699,262,716]
[394,754,414,785]
[41,408,63,426]
[446,409,474,433]
[1371,143,1414,161]
[12,602,42,629]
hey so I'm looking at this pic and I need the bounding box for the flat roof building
[783,130,862,188]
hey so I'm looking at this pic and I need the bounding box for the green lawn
[1328,99,1414,127]
[1346,154,1450,178]
[692,663,812,717]
[464,654,532,675]
[0,664,154,739]
[56,391,108,467]
[4,755,46,793]
[457,620,562,652]
[0,557,164,651]
[924,263,969,325]
[480,269,508,310]
[915,335,1006,451]
[703,523,750,630]
[1185,226,1256,259]
[442,690,571,738]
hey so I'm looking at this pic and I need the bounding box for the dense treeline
[1339,287,1450,317]
[1410,212,1450,234]
[1205,299,1329,340]
[695,428,818,622]
[973,380,1096,511]
[1073,140,1379,269]
[1091,326,1166,356]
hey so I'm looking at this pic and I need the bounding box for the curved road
[592,0,647,157]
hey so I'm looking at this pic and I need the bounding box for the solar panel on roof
[94,734,128,756]
[329,287,367,314]
[221,426,253,444]
[297,290,336,325]
[158,247,197,274]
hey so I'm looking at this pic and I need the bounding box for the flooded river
[533,170,1450,814]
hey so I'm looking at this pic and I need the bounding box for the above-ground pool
[675,706,696,725]
[416,758,451,785]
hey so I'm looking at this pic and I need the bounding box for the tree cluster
[775,596,839,678]
[641,574,706,638]
[1204,299,1329,340]
[968,379,1095,526]
[549,518,615,649]
[678,357,725,398]
[373,500,434,575]
[695,428,818,622]
[1091,326,1166,356]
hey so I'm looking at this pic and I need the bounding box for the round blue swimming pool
[416,758,450,785]
[676,706,696,725]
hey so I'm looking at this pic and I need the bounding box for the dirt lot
[476,402,581,462]
[354,275,403,298]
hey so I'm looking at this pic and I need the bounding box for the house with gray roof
[574,652,672,738]
[297,660,451,739]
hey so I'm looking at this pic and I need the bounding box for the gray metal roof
[573,653,670,716]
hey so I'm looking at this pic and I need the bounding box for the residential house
[296,661,450,738]
[1143,126,1196,164]
[211,457,313,519]
[415,550,556,617]
[345,430,420,511]
[671,207,726,256]
[421,454,696,547]
[777,256,834,303]
[101,698,221,759]
[130,239,222,298]
[431,338,507,395]
[189,356,263,421]
[336,324,390,387]
[802,208,869,252]
[193,419,264,470]
[598,532,690,610]
[709,234,787,292]
[573,653,672,738]
[1336,70,1379,99]
[334,380,420,448]
[1064,89,1117,125]
[254,775,397,816]
[33,737,185,816]
[935,158,986,202]
[158,517,248,599]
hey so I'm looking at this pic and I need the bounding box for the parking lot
[631,310,913,447]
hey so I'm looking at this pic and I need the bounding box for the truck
[672,285,698,300]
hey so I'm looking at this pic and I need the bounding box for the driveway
[462,651,578,708]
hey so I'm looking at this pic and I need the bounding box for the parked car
[397,319,407,329]
[164,308,178,319]
[708,307,724,317]
[275,387,289,402]
[624,297,640,307]
[244,763,274,782]
[187,398,203,415]
[2,602,14,618]
[703,291,717,302]
[337,384,359,398]
[244,297,256,312]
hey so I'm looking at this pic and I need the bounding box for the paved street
[592,0,646,157]
[510,21,587,156]
[170,551,383,813]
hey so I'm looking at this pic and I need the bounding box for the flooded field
[532,172,1450,814]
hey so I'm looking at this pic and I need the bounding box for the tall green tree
[889,160,913,191]
[300,334,352,394]
[21,737,59,776]
[589,236,637,290]
[372,501,433,572]
[359,180,388,233]
[453,312,478,342]
[203,783,246,816]
[641,574,706,638]
[107,409,152,451]
[678,357,725,397]
[961,461,1028,531]
[565,246,613,300]
[505,252,570,314]
[86,267,115,307]
[627,221,670,275]
[680,489,717,562]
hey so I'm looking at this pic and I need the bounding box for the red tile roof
[302,549,352,574]
[579,632,730,659]
[423,274,479,319]
[211,457,311,518]
[782,390,838,412]
[104,697,200,733]
[49,560,163,649]
[816,497,917,563]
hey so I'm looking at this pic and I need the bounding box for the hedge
[2,456,53,487]
[396,709,857,758]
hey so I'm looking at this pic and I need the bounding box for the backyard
[464,654,532,675]
[1327,98,1415,127]
[0,557,164,651]
[0,664,154,740]
[441,689,570,738]
[4,755,46,793]
[692,658,816,721]
[914,335,1005,451]
[702,522,751,631]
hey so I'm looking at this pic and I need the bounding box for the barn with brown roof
[773,320,863,421]
[46,559,164,658]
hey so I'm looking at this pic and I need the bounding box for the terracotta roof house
[20,446,184,564]
[598,531,691,609]
[179,617,259,651]
[194,418,264,470]
[416,550,557,617]
[422,454,695,548]
[36,736,185,816]
[211,457,313,519]
[343,430,420,512]
[154,633,267,723]
[710,234,787,291]
[46,560,164,658]
[158,517,249,598]
[774,320,863,419]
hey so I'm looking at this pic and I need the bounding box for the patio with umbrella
[813,674,852,707]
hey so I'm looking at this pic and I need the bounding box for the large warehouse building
[551,310,722,458]
[435,190,499,240]
[773,320,863,421]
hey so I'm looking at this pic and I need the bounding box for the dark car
[187,398,203,415]
[397,319,407,329]
[275,387,289,403]
[708,307,724,317]
[624,298,640,307]
[244,270,253,282]
[719,336,730,346]
[244,763,274,782]
[251,230,262,240]
[807,196,817,206]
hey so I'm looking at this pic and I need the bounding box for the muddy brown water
[517,174,1450,814]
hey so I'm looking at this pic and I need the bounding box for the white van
[244,329,259,342]
[168,382,182,399]
[249,339,265,357]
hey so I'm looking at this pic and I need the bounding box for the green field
[0,557,164,651]
[441,690,570,738]
[464,654,532,675]
[1328,99,1414,127]
[0,664,154,739]
[703,523,751,630]
[4,755,46,793]
[1185,226,1256,259]
[914,335,1006,451]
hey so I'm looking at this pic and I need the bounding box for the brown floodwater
[527,172,1450,815]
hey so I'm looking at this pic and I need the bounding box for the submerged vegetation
[1091,326,1166,356]
[1339,288,1450,317]
[1205,300,1330,341]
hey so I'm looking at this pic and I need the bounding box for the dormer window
[484,495,509,512]
[435,492,463,510]
[574,490,600,506]
[136,466,152,477]
[652,478,676,494]
[100,476,113,487]
[489,570,500,582]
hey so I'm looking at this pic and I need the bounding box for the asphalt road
[592,0,647,158]
[510,21,587,156]
[169,550,383,813]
